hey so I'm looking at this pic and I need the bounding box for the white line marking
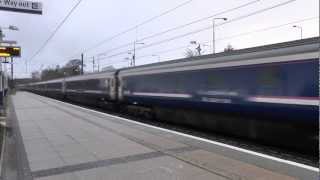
[29,92,319,172]
[248,97,319,106]
[132,92,192,98]
[83,90,106,94]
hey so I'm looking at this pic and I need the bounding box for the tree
[65,59,82,68]
[62,59,82,76]
[224,44,235,52]
[39,59,83,81]
[184,48,197,58]
[41,67,63,80]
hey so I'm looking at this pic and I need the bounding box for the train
[22,37,319,153]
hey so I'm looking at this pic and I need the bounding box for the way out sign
[0,0,42,15]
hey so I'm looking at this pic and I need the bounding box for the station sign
[0,46,21,57]
[0,0,42,15]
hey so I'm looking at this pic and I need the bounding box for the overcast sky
[0,0,319,78]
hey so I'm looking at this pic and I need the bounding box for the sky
[0,0,319,78]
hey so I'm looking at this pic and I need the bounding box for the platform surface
[7,92,318,180]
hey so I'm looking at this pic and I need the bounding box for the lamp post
[97,56,100,72]
[132,41,144,66]
[212,18,227,54]
[292,25,303,40]
[97,55,102,72]
[91,56,95,72]
[80,53,84,75]
[97,53,107,72]
[127,52,133,66]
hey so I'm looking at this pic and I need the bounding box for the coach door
[109,78,116,100]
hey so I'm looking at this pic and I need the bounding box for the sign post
[0,46,21,57]
[0,0,42,15]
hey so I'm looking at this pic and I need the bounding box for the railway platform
[1,92,318,180]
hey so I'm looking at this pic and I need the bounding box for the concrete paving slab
[54,144,93,158]
[27,150,61,163]
[73,156,227,180]
[39,97,187,151]
[82,141,153,160]
[61,153,97,166]
[176,149,297,180]
[35,173,78,180]
[30,157,65,172]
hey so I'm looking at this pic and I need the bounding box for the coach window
[88,79,100,90]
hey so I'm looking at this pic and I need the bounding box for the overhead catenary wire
[70,0,195,56]
[95,0,261,57]
[138,45,195,59]
[100,0,298,60]
[28,0,84,64]
[99,58,131,67]
[216,16,319,41]
[135,16,318,60]
[42,0,251,67]
[96,17,319,68]
[42,0,301,70]
[43,0,299,69]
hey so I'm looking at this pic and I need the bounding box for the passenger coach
[64,71,118,105]
[118,37,319,151]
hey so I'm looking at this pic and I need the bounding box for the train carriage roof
[28,70,116,86]
[64,70,116,82]
[26,37,319,85]
[29,78,64,85]
[118,37,319,76]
